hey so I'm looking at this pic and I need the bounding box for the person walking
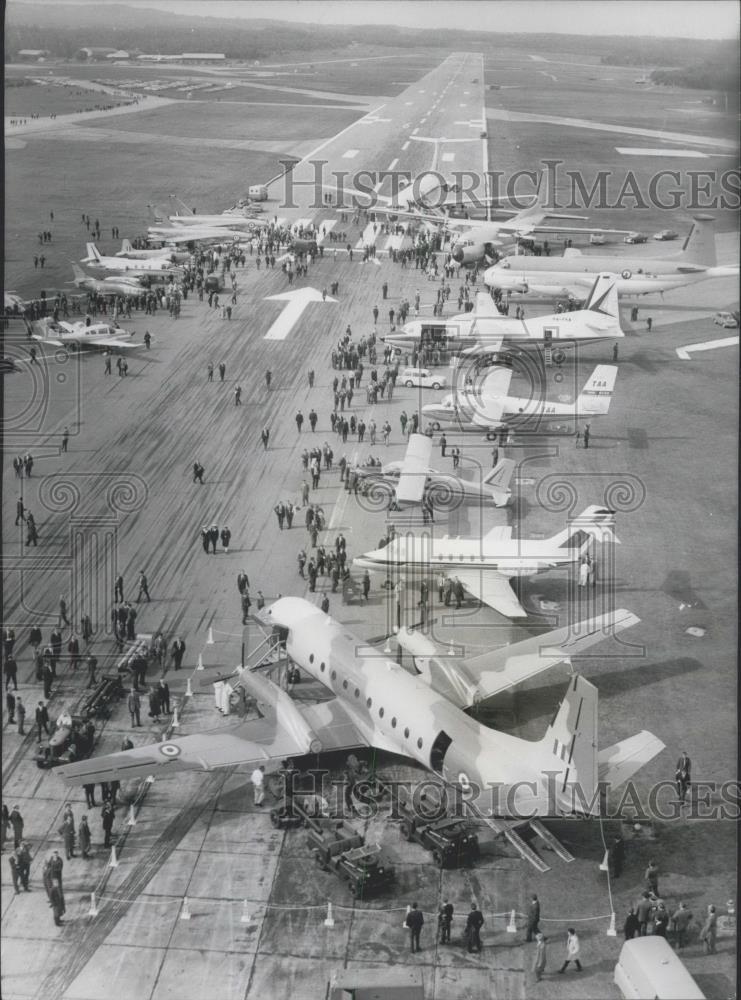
[136,570,150,602]
[9,806,24,848]
[557,928,582,972]
[583,423,591,449]
[61,426,69,452]
[672,901,693,950]
[261,426,270,450]
[171,636,186,671]
[406,902,424,953]
[59,595,70,627]
[533,933,547,982]
[35,701,50,739]
[79,815,92,859]
[624,906,640,940]
[636,892,653,936]
[16,696,26,735]
[234,386,242,405]
[645,859,659,897]
[101,800,115,849]
[114,574,124,603]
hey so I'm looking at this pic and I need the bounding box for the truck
[398,799,479,868]
[307,819,395,898]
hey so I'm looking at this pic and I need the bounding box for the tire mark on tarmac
[34,770,230,1000]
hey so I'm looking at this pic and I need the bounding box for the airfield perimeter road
[2,48,738,1000]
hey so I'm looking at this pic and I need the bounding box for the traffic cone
[108,845,119,868]
[88,892,99,917]
[180,896,191,921]
[186,677,193,697]
[506,909,517,933]
[207,627,214,645]
[240,900,252,924]
[171,706,180,729]
[197,653,204,671]
[324,901,335,928]
[606,912,617,937]
[127,804,136,826]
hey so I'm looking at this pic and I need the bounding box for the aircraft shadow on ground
[660,569,708,610]
[474,657,703,732]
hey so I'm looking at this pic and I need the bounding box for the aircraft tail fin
[86,242,102,262]
[472,291,503,318]
[549,505,619,551]
[540,674,599,814]
[147,203,167,224]
[483,457,515,505]
[585,274,620,320]
[71,263,87,283]
[575,364,618,416]
[121,239,133,253]
[677,215,717,267]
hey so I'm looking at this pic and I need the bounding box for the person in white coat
[558,928,582,973]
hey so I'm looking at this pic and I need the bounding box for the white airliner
[83,243,182,277]
[422,363,617,436]
[484,215,739,297]
[115,239,190,264]
[28,316,139,350]
[354,504,619,618]
[384,274,623,360]
[355,433,515,508]
[54,596,663,819]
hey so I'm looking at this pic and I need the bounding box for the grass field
[5,79,134,116]
[78,101,363,141]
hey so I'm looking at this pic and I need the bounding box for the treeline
[650,62,739,93]
[5,4,737,65]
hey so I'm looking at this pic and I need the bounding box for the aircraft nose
[452,247,465,263]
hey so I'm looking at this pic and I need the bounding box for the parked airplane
[163,195,262,228]
[27,316,139,350]
[377,173,631,265]
[67,263,149,297]
[54,596,663,818]
[146,206,251,244]
[422,363,617,436]
[355,505,618,618]
[385,275,623,361]
[115,239,190,264]
[83,243,182,277]
[484,215,739,297]
[354,433,516,508]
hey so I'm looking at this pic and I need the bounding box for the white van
[614,937,705,999]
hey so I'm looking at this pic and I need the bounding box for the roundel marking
[621,269,632,280]
[159,743,182,758]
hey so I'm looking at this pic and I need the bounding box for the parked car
[401,367,446,390]
[589,233,607,245]
[713,311,739,328]
[653,229,679,241]
[624,232,648,244]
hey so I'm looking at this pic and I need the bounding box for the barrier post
[108,846,119,868]
[240,900,252,924]
[197,653,204,671]
[506,909,517,933]
[88,892,99,917]
[180,896,191,921]
[207,627,215,645]
[186,677,193,697]
[324,901,335,928]
[127,804,136,826]
[606,912,617,937]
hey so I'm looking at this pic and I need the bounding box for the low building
[17,49,50,61]
[76,47,118,61]
[106,50,131,61]
[180,53,226,62]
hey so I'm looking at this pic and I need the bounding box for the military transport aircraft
[116,239,190,264]
[353,433,516,508]
[354,504,620,619]
[484,215,739,297]
[384,274,623,361]
[54,596,663,818]
[422,363,618,436]
[68,263,154,297]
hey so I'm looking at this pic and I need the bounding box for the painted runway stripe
[676,336,739,359]
[342,148,359,158]
[401,141,410,151]
[387,158,399,171]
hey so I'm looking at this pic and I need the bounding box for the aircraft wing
[31,335,65,347]
[395,433,433,505]
[91,337,140,350]
[463,608,640,704]
[453,568,528,618]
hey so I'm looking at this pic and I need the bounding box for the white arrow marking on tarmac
[263,288,337,341]
[675,335,739,359]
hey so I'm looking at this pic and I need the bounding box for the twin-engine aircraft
[54,596,663,819]
[384,274,623,361]
[422,363,618,435]
[82,243,182,278]
[354,433,515,509]
[27,316,139,350]
[354,505,618,619]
